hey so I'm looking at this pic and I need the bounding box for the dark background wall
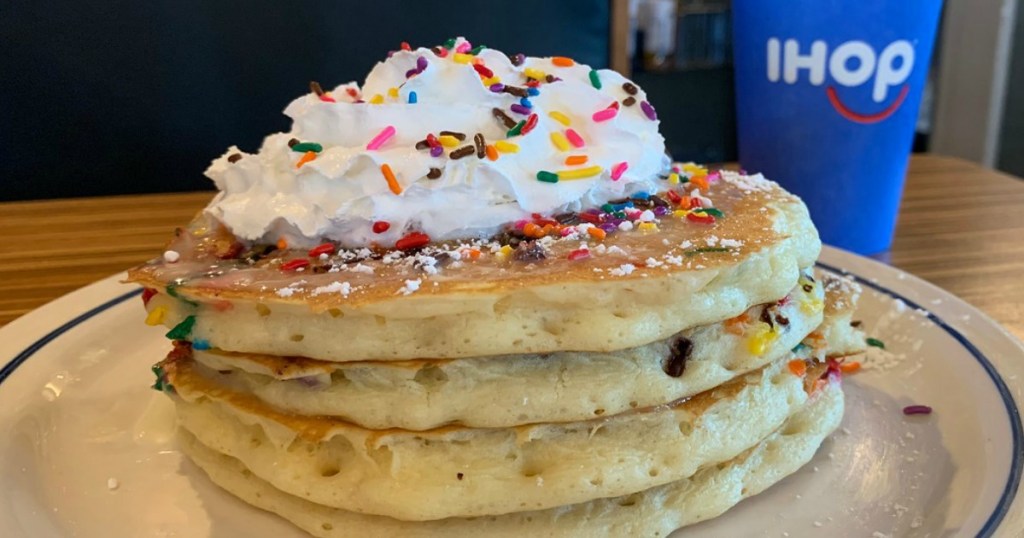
[998,1,1024,178]
[1,1,612,201]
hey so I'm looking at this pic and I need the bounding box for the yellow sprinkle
[482,76,500,86]
[498,245,513,258]
[668,172,680,184]
[673,209,690,218]
[387,87,399,99]
[494,140,519,153]
[549,131,570,151]
[801,298,824,314]
[524,67,546,80]
[747,323,778,356]
[255,304,271,317]
[682,163,708,175]
[557,165,603,180]
[453,53,473,64]
[145,306,167,326]
[438,135,459,148]
[548,111,571,126]
[638,222,659,233]
[370,94,384,104]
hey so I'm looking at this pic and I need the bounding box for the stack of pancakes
[129,171,864,536]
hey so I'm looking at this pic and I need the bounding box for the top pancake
[128,172,821,361]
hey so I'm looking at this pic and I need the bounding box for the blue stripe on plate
[816,261,1022,538]
[1,268,1021,535]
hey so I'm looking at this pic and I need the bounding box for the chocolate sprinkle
[502,85,529,98]
[554,212,581,225]
[622,82,638,95]
[545,74,557,83]
[802,284,814,293]
[494,229,526,248]
[510,52,525,66]
[649,195,669,207]
[309,81,325,96]
[492,108,518,129]
[850,320,863,328]
[415,140,431,150]
[426,167,442,179]
[440,130,466,141]
[227,153,243,163]
[457,473,464,480]
[664,337,692,377]
[287,138,299,148]
[512,241,546,262]
[622,96,637,107]
[449,145,475,159]
[473,133,485,158]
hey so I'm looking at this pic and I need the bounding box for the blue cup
[732,0,943,254]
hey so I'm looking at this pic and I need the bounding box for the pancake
[186,274,862,430]
[128,171,821,362]
[177,375,844,537]
[162,355,832,521]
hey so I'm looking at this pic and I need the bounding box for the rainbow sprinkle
[557,165,602,180]
[548,111,571,126]
[565,129,585,148]
[611,161,628,180]
[380,163,402,194]
[366,125,396,151]
[592,108,617,122]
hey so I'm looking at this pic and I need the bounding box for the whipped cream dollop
[205,38,670,247]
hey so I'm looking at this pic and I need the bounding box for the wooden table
[2,154,1023,341]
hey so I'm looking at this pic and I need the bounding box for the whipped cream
[205,38,670,247]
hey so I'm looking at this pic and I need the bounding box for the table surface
[2,154,1023,341]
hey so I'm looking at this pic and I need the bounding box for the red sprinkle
[608,101,620,110]
[307,243,336,257]
[665,190,682,204]
[567,248,591,261]
[400,41,411,51]
[578,212,602,224]
[686,212,715,224]
[346,87,358,98]
[141,287,158,306]
[521,113,539,135]
[395,231,431,250]
[525,79,541,88]
[426,133,440,148]
[472,63,493,78]
[372,221,391,233]
[280,259,311,272]
[903,405,933,415]
[318,94,336,103]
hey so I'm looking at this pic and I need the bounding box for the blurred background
[2,0,1021,201]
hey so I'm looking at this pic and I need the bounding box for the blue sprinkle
[527,87,540,96]
[632,191,650,200]
[408,91,417,104]
[192,339,211,351]
[520,97,532,109]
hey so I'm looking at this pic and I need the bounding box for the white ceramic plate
[0,245,1021,537]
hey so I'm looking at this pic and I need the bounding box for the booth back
[1,1,611,200]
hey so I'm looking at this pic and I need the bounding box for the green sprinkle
[866,337,886,349]
[613,211,627,219]
[700,207,724,217]
[536,171,559,183]
[600,203,615,213]
[443,38,457,49]
[470,44,486,55]
[685,247,730,256]
[166,283,198,306]
[291,142,323,153]
[507,120,526,137]
[165,315,196,340]
[151,364,167,392]
[791,343,808,353]
[588,69,602,89]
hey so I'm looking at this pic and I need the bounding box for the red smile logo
[826,84,910,124]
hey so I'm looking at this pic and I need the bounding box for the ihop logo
[766,38,914,124]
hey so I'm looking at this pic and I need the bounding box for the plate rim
[0,249,1022,536]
